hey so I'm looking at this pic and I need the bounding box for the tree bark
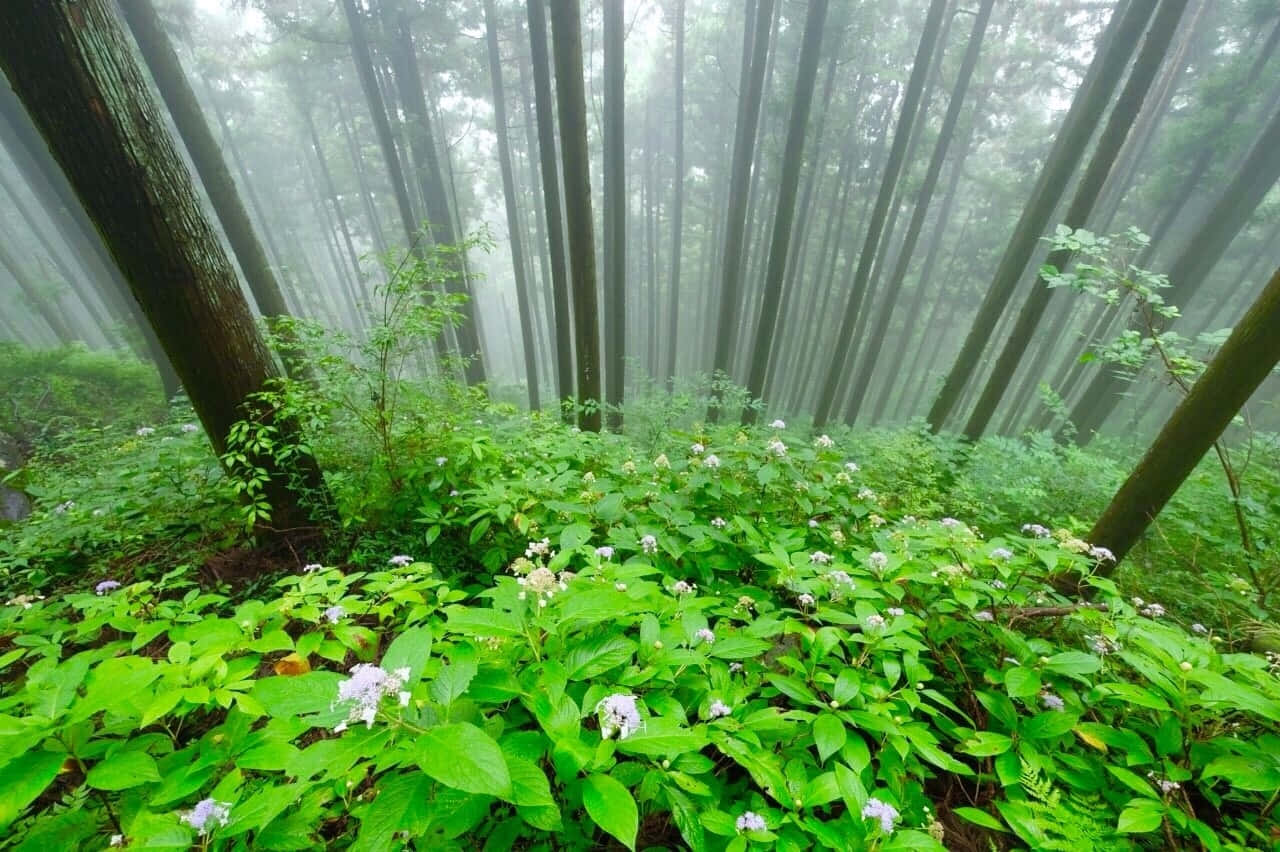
[663,0,685,386]
[601,0,626,427]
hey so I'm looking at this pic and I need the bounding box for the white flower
[1085,634,1119,655]
[518,567,561,605]
[641,534,658,555]
[694,627,715,645]
[886,607,905,617]
[857,487,876,501]
[729,662,744,673]
[323,605,346,624]
[671,580,697,596]
[1148,772,1181,795]
[809,551,833,565]
[582,471,596,483]
[808,518,819,528]
[450,489,459,497]
[181,798,231,835]
[708,699,732,719]
[690,442,705,455]
[1140,602,1166,618]
[769,419,786,430]
[388,555,414,567]
[766,438,788,457]
[110,834,124,847]
[595,545,615,560]
[622,460,637,475]
[95,580,121,595]
[940,517,963,529]
[864,614,887,630]
[844,461,860,473]
[654,453,671,469]
[54,500,75,514]
[1191,623,1208,635]
[435,456,447,467]
[736,811,767,832]
[861,797,899,834]
[334,663,410,729]
[1089,545,1116,563]
[303,563,323,573]
[815,434,834,449]
[868,551,888,572]
[974,610,995,622]
[990,547,1013,561]
[991,579,1007,590]
[614,582,627,592]
[525,538,553,559]
[135,426,155,437]
[703,453,721,469]
[797,593,816,608]
[1021,523,1051,538]
[180,422,199,434]
[596,694,642,740]
[711,517,727,529]
[1040,692,1065,711]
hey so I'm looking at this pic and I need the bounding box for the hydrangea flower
[54,500,75,514]
[135,426,156,437]
[868,551,888,572]
[766,438,787,457]
[622,460,637,475]
[654,454,671,469]
[517,567,561,606]
[1140,602,1166,618]
[388,555,414,567]
[729,662,744,673]
[974,610,995,622]
[864,614,886,630]
[1089,545,1116,563]
[323,605,346,624]
[886,607,905,617]
[334,663,410,730]
[736,811,767,832]
[435,456,447,467]
[525,538,553,559]
[596,694,641,739]
[641,534,658,555]
[769,419,786,430]
[703,454,721,469]
[1021,523,1051,538]
[711,517,727,529]
[690,442,705,455]
[694,627,715,645]
[1040,692,1065,711]
[180,422,199,433]
[861,798,899,833]
[809,551,833,565]
[990,547,1013,561]
[671,580,697,596]
[815,434,834,449]
[844,461,860,473]
[797,593,816,608]
[708,699,732,719]
[940,517,963,529]
[595,545,615,560]
[94,580,121,595]
[302,563,323,573]
[181,798,231,835]
[1191,623,1208,635]
[857,487,876,501]
[1148,772,1181,795]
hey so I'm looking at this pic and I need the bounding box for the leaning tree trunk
[962,0,1187,440]
[484,0,540,409]
[742,0,829,423]
[0,0,330,537]
[925,0,1157,433]
[1085,264,1280,570]
[811,0,948,428]
[548,0,601,432]
[602,0,626,428]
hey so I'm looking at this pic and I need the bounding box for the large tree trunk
[1085,264,1280,570]
[925,0,1157,432]
[526,0,574,418]
[602,0,626,428]
[663,0,685,386]
[706,0,774,420]
[811,0,948,427]
[484,0,540,409]
[548,0,601,432]
[0,0,329,536]
[962,0,1187,440]
[742,0,829,423]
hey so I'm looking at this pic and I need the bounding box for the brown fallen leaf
[273,652,311,676]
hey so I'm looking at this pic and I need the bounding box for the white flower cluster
[1040,692,1065,711]
[181,798,231,835]
[809,551,833,565]
[181,422,199,434]
[864,614,886,630]
[517,566,566,607]
[95,580,121,595]
[797,593,816,608]
[525,538,554,559]
[1021,523,1052,538]
[135,426,156,437]
[595,545,615,560]
[1089,545,1116,563]
[303,563,323,573]
[826,570,855,600]
[1148,772,1181,795]
[814,434,834,449]
[323,605,346,624]
[769,419,786,430]
[671,580,697,596]
[711,517,727,529]
[1085,634,1120,655]
[597,694,641,739]
[708,699,732,719]
[867,551,888,572]
[1132,597,1165,618]
[334,663,411,731]
[694,627,716,645]
[690,442,705,455]
[861,798,899,833]
[766,438,787,457]
[990,547,1013,561]
[641,534,658,554]
[703,453,721,469]
[940,517,963,530]
[388,554,414,567]
[736,811,767,832]
[654,453,671,469]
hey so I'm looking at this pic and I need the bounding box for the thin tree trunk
[663,0,685,385]
[601,0,626,427]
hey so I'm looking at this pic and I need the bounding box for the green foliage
[3,408,1280,850]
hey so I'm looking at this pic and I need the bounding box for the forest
[0,0,1278,848]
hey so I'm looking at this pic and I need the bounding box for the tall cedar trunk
[120,0,309,376]
[1084,265,1280,570]
[484,0,540,408]
[1067,102,1280,442]
[0,0,329,535]
[663,0,685,385]
[924,0,1157,432]
[602,0,626,428]
[846,0,994,423]
[742,0,829,422]
[811,0,947,427]
[343,0,485,384]
[707,0,774,420]
[335,94,391,261]
[0,237,78,342]
[962,0,1187,439]
[549,0,601,432]
[526,0,574,418]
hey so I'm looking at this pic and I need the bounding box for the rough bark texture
[549,0,601,432]
[1087,265,1280,567]
[602,0,626,428]
[0,0,329,534]
[925,0,1157,433]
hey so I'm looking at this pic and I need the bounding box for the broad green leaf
[559,523,594,551]
[1003,667,1041,699]
[564,636,636,681]
[958,732,1013,757]
[350,773,431,852]
[86,751,160,791]
[416,723,512,798]
[583,773,638,851]
[250,671,344,718]
[382,626,432,685]
[812,714,846,764]
[954,807,1006,832]
[0,750,64,828]
[429,659,478,708]
[1116,799,1165,833]
[616,717,707,758]
[1043,652,1102,677]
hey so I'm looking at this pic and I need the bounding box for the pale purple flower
[703,454,721,469]
[94,580,121,596]
[691,442,705,455]
[334,663,411,729]
[694,627,715,645]
[736,811,767,832]
[844,461,860,473]
[766,438,787,457]
[180,423,199,434]
[991,579,1007,590]
[595,545,616,560]
[864,614,887,630]
[323,605,346,624]
[797,593,816,608]
[990,547,1013,561]
[809,551,833,565]
[1040,692,1065,711]
[671,580,697,596]
[940,517,963,529]
[181,798,231,835]
[54,500,75,514]
[135,426,155,437]
[861,798,899,833]
[868,551,888,572]
[974,610,995,622]
[1191,623,1208,635]
[815,434,834,449]
[1021,523,1051,539]
[302,563,323,573]
[729,662,744,673]
[711,517,727,529]
[769,420,786,430]
[708,699,732,719]
[857,487,876,501]
[388,555,414,567]
[1089,545,1116,563]
[641,534,658,555]
[435,456,447,467]
[1141,602,1166,619]
[597,694,641,739]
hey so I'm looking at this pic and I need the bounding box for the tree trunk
[1086,264,1280,569]
[962,0,1187,440]
[742,0,829,422]
[484,0,540,409]
[663,0,685,385]
[601,0,626,427]
[811,0,948,427]
[925,0,1157,432]
[0,0,329,536]
[548,0,601,432]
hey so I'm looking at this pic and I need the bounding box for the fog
[1,0,1278,442]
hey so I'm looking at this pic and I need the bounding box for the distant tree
[664,0,685,386]
[602,0,626,428]
[708,0,774,420]
[742,0,829,423]
[1085,264,1280,570]
[811,0,948,428]
[484,0,540,409]
[925,0,1158,433]
[962,0,1188,440]
[0,0,330,535]
[548,0,601,432]
[525,0,574,419]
